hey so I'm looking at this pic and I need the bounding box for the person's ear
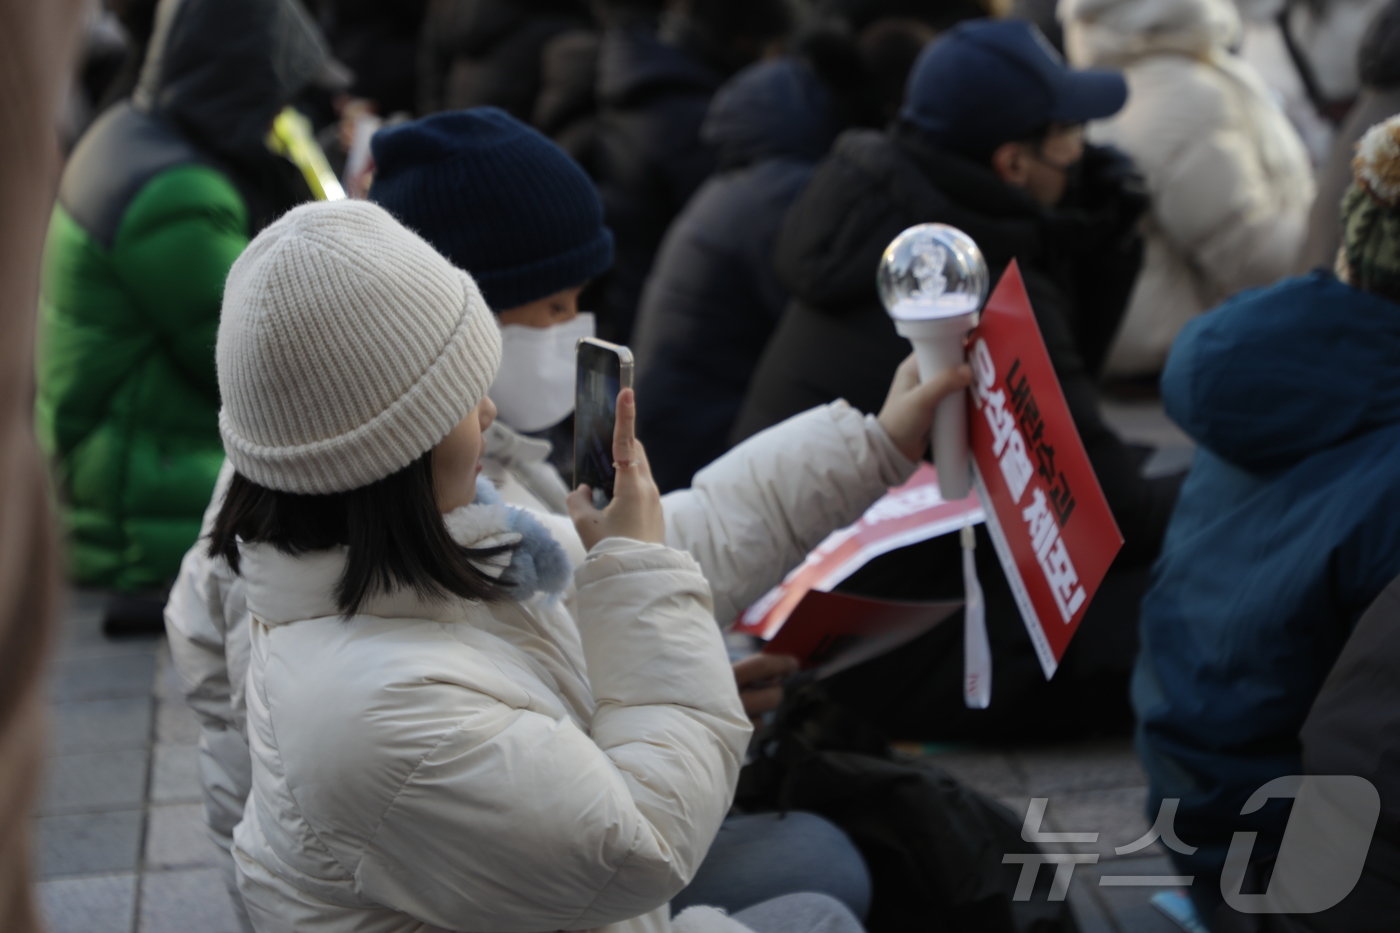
[991,141,1030,188]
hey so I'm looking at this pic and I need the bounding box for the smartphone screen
[574,338,634,507]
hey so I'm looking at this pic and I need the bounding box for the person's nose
[480,396,497,431]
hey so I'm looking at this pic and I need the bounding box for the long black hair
[208,451,514,617]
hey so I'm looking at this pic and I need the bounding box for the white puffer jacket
[1061,0,1316,377]
[165,402,914,931]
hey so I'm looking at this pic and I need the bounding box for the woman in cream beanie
[208,198,970,932]
[210,198,761,932]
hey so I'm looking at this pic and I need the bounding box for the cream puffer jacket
[1061,0,1315,377]
[166,402,913,932]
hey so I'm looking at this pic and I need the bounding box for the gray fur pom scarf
[442,477,572,600]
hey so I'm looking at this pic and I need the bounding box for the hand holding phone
[573,337,634,507]
[568,338,662,550]
[567,388,664,549]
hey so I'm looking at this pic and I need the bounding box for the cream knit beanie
[217,199,502,494]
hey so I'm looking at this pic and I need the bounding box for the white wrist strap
[962,524,991,709]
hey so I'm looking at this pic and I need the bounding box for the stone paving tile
[1144,446,1195,479]
[139,868,242,933]
[38,872,137,933]
[153,645,184,702]
[37,749,149,816]
[1011,737,1147,796]
[149,744,202,805]
[48,696,153,755]
[1101,399,1192,451]
[35,810,144,878]
[52,590,163,660]
[145,804,219,871]
[995,794,1035,827]
[48,652,158,703]
[155,698,200,746]
[1041,786,1159,860]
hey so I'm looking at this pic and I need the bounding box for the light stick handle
[896,312,976,500]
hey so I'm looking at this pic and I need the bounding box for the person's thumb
[566,485,597,523]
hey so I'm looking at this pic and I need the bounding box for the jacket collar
[240,503,521,627]
[483,421,554,470]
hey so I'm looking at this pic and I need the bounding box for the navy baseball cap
[899,19,1127,156]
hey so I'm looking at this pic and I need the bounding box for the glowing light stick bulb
[877,224,989,500]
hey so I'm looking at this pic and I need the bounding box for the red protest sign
[731,464,974,677]
[762,590,960,678]
[733,463,983,641]
[967,262,1123,678]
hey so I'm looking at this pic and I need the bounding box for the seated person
[1059,0,1315,380]
[169,115,968,928]
[1134,114,1400,925]
[36,0,327,632]
[730,20,1180,741]
[632,23,931,492]
[213,199,961,931]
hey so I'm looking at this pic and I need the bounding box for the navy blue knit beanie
[369,108,614,312]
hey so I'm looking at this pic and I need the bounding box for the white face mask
[489,313,596,433]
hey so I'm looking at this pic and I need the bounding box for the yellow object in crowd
[269,107,346,202]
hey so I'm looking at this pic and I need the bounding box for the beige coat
[1062,0,1316,377]
[165,403,913,930]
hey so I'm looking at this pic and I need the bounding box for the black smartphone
[573,337,635,508]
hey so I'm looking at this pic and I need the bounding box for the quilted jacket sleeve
[353,540,751,931]
[662,401,916,625]
[162,462,251,846]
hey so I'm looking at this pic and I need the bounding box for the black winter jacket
[633,58,841,491]
[1230,572,1400,933]
[318,0,427,115]
[726,128,1176,741]
[418,0,588,119]
[534,28,602,166]
[732,127,1176,563]
[589,23,726,341]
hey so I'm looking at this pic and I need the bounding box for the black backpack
[736,681,1080,933]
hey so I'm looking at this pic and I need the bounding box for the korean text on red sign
[966,262,1123,677]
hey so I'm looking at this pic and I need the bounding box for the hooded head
[134,0,333,159]
[702,58,843,169]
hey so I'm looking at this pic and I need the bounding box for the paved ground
[33,397,1194,933]
[38,590,241,933]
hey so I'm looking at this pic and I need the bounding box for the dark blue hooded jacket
[633,58,841,491]
[589,24,725,343]
[1135,272,1400,908]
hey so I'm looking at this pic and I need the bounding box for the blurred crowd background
[10,0,1400,931]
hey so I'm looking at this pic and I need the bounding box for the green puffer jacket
[36,0,328,591]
